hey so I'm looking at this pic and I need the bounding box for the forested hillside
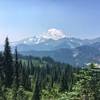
[0,37,100,100]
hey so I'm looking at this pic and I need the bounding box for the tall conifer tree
[4,37,13,87]
[14,47,19,89]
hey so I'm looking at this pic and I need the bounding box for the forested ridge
[0,37,100,100]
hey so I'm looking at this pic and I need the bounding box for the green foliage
[16,86,28,100]
[0,79,6,100]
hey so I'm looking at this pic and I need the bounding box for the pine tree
[59,72,68,92]
[14,47,19,89]
[59,66,72,92]
[32,75,41,100]
[18,61,24,87]
[12,79,17,100]
[3,37,13,87]
[12,48,19,100]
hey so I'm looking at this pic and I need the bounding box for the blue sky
[0,0,100,43]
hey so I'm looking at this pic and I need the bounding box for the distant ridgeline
[0,37,100,100]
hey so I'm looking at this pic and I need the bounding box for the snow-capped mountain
[11,28,87,51]
[10,28,100,52]
[1,28,100,66]
[12,28,67,46]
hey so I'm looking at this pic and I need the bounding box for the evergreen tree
[32,75,41,100]
[59,71,68,92]
[59,65,73,92]
[12,79,17,100]
[14,47,19,89]
[18,61,24,87]
[3,37,13,87]
[12,48,19,100]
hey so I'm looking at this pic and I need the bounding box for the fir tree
[3,37,13,87]
[14,47,19,89]
[59,72,68,92]
[32,75,41,100]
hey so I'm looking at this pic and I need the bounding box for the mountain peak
[41,28,67,40]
